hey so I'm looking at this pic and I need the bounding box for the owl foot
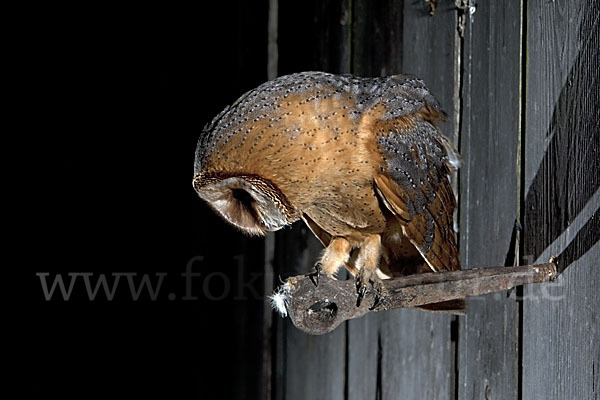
[355,268,387,309]
[308,262,322,287]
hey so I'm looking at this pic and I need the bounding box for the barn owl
[193,71,461,309]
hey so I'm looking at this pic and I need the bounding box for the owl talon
[356,285,368,307]
[369,294,386,311]
[309,262,322,287]
[355,268,387,309]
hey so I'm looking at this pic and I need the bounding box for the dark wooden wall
[269,1,599,399]
[458,2,522,398]
[522,1,599,399]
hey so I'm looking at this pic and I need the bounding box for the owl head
[193,172,299,236]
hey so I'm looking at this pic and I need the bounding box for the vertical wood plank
[274,2,352,400]
[277,0,352,76]
[380,309,454,399]
[346,2,459,399]
[522,1,599,399]
[401,0,459,145]
[351,0,403,78]
[345,3,402,398]
[275,225,348,400]
[457,2,523,399]
[387,2,458,399]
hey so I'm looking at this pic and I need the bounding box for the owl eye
[230,188,260,222]
[194,177,268,236]
[231,188,254,206]
[194,175,292,236]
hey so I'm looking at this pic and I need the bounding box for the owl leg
[310,237,351,286]
[355,234,387,309]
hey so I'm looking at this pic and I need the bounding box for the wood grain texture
[381,309,454,399]
[345,1,392,397]
[383,2,459,399]
[522,1,600,399]
[283,264,557,335]
[457,2,523,399]
[351,0,403,78]
[381,2,458,398]
[347,2,460,399]
[268,2,600,399]
[277,0,352,76]
[401,0,459,145]
[274,224,348,400]
[274,2,352,399]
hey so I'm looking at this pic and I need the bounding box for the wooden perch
[276,263,558,335]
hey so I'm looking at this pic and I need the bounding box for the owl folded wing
[373,119,461,273]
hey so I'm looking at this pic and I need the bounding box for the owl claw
[309,262,322,287]
[355,268,387,309]
[369,294,386,311]
[356,285,368,307]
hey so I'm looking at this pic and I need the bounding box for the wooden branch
[277,263,558,335]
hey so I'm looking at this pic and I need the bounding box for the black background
[27,2,271,398]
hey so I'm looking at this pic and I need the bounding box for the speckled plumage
[195,72,445,171]
[193,71,461,302]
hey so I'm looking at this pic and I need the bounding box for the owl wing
[301,213,332,247]
[373,115,461,272]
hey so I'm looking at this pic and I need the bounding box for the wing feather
[374,116,460,272]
